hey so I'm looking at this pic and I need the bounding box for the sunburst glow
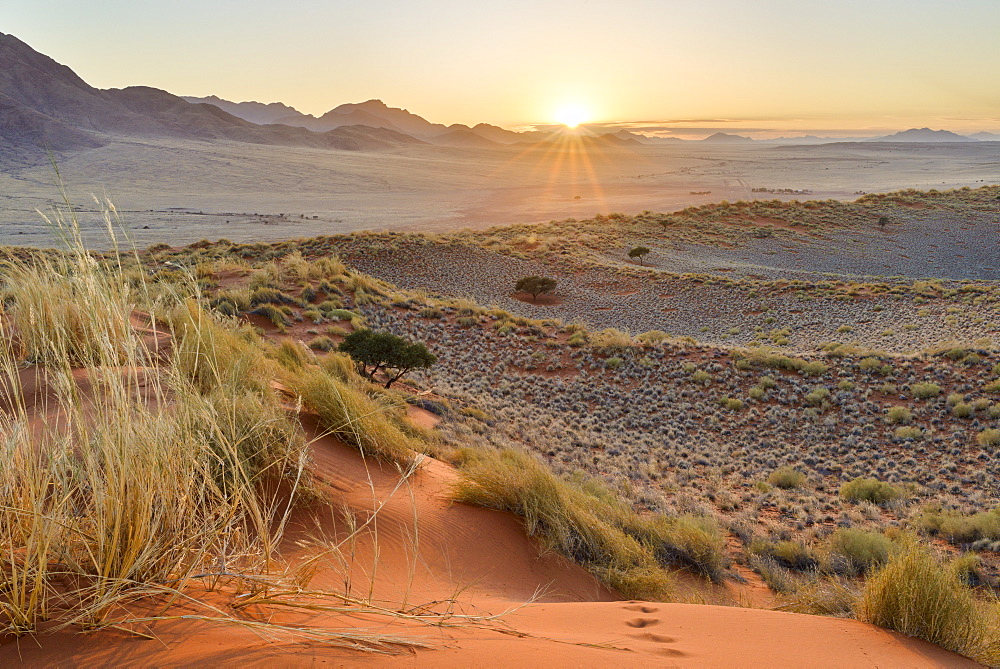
[554,104,589,128]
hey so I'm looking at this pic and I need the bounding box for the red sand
[0,378,981,667]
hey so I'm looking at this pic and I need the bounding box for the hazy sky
[6,0,1000,131]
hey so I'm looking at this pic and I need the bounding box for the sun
[554,104,589,128]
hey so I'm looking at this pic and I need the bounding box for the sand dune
[1,409,978,667]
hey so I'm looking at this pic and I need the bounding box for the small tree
[628,246,651,265]
[338,329,436,388]
[877,216,890,229]
[515,275,557,301]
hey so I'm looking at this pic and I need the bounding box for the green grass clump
[286,363,418,466]
[911,382,941,399]
[325,308,359,321]
[452,448,678,598]
[827,529,893,575]
[977,428,1000,447]
[894,426,923,440]
[840,477,903,505]
[768,466,806,490]
[917,508,1000,544]
[858,544,1000,666]
[951,402,974,418]
[886,406,912,424]
[720,396,744,410]
[308,336,337,352]
[251,303,290,330]
[805,386,830,406]
[749,538,815,571]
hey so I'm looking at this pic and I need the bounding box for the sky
[5,0,1000,134]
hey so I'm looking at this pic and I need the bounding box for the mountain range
[2,31,997,161]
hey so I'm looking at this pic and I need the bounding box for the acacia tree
[338,329,436,388]
[515,275,557,301]
[628,246,651,265]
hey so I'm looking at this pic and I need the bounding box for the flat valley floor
[1,139,997,248]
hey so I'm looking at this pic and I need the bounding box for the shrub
[720,397,744,411]
[976,429,1000,447]
[918,508,1000,544]
[911,382,941,399]
[894,426,923,440]
[605,356,624,370]
[801,361,829,377]
[750,538,815,571]
[840,477,903,505]
[325,308,358,321]
[952,402,974,418]
[828,529,893,575]
[805,386,830,406]
[692,369,711,384]
[886,406,912,424]
[768,466,806,490]
[418,307,443,319]
[858,544,1000,666]
[308,336,336,352]
[859,357,883,372]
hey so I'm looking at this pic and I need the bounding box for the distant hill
[701,132,753,144]
[0,32,427,155]
[868,128,976,143]
[430,125,500,147]
[181,95,303,125]
[319,100,446,137]
[969,131,1000,141]
[469,123,525,144]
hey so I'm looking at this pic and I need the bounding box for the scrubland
[3,186,1000,664]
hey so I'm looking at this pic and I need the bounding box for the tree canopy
[628,246,651,265]
[338,329,436,388]
[515,275,557,300]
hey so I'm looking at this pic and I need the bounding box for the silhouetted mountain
[431,126,500,147]
[868,128,975,143]
[701,132,753,144]
[468,123,525,144]
[181,95,303,125]
[969,131,1000,141]
[0,32,425,154]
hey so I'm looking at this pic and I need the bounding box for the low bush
[977,428,1000,447]
[917,508,1000,545]
[840,477,903,505]
[827,529,893,575]
[886,406,912,424]
[768,466,806,490]
[911,382,941,399]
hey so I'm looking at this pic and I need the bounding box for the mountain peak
[870,128,975,143]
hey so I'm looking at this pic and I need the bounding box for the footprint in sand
[625,618,661,628]
[623,604,659,614]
